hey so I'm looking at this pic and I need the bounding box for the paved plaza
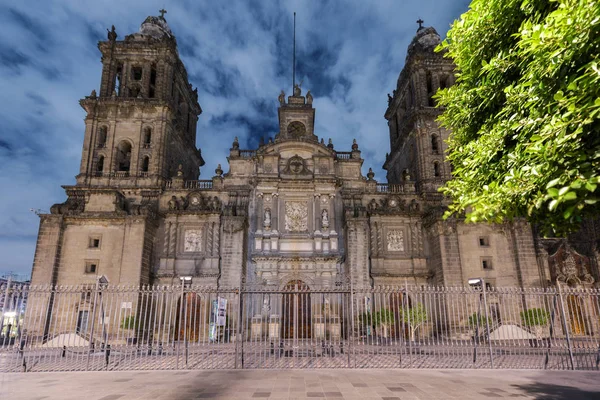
[1,369,599,400]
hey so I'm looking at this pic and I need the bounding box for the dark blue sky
[0,0,471,275]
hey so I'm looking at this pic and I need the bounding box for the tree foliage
[435,0,600,235]
[399,303,428,341]
[520,308,550,327]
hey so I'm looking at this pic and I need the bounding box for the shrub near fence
[0,282,599,371]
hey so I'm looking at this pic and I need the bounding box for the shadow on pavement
[511,383,600,400]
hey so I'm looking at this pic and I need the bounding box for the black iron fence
[1,281,599,371]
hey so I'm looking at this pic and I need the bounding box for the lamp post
[86,275,108,370]
[468,277,494,368]
[177,276,192,369]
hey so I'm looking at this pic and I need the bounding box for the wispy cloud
[0,0,470,275]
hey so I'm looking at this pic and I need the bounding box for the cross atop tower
[417,18,424,31]
[159,8,167,18]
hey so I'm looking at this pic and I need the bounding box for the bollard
[158,342,163,356]
[62,346,66,358]
[270,341,275,355]
[105,344,111,366]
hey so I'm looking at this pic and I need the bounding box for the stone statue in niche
[321,209,329,230]
[387,229,405,252]
[263,208,271,230]
[285,201,308,232]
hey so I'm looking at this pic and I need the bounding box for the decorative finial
[327,138,334,149]
[159,8,167,18]
[352,139,359,150]
[90,89,97,99]
[176,164,183,177]
[320,138,324,145]
[417,18,424,31]
[232,136,239,150]
[215,164,223,177]
[367,168,375,181]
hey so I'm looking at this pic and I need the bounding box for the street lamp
[177,276,192,368]
[468,276,494,368]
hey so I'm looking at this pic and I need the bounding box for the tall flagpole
[293,12,296,93]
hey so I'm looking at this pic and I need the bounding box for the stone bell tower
[383,21,455,195]
[77,10,204,188]
[276,84,317,142]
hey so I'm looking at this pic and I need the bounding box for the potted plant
[399,303,428,345]
[373,308,395,341]
[520,308,550,347]
[120,315,139,345]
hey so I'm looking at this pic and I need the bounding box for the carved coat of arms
[285,201,308,232]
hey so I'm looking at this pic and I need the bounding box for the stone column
[314,194,321,232]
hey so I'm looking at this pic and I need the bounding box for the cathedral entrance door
[176,293,203,342]
[282,280,311,340]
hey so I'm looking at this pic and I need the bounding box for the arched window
[97,126,108,147]
[141,156,150,173]
[431,135,439,154]
[96,155,105,174]
[433,162,440,177]
[115,141,132,172]
[143,127,152,146]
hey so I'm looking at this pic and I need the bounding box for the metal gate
[2,282,600,371]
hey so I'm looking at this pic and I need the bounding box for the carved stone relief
[285,201,308,232]
[183,229,203,252]
[387,229,405,252]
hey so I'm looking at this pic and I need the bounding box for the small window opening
[115,63,123,95]
[89,236,101,248]
[149,65,157,98]
[85,262,97,274]
[143,127,152,145]
[141,156,150,172]
[426,72,434,107]
[479,236,490,247]
[97,126,107,147]
[431,135,439,154]
[481,257,493,270]
[440,75,448,90]
[132,66,143,81]
[433,162,440,177]
[116,141,132,172]
[96,156,104,173]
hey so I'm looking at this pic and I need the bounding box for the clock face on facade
[184,229,202,252]
[287,121,306,138]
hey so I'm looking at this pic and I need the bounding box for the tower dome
[406,26,441,60]
[139,14,173,39]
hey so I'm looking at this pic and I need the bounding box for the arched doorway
[176,293,204,342]
[282,280,311,339]
[567,295,586,335]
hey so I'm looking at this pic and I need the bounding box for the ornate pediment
[548,242,594,286]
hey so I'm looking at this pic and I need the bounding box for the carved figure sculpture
[278,90,285,105]
[321,209,329,230]
[168,195,178,210]
[263,208,271,230]
[293,83,302,96]
[306,90,313,105]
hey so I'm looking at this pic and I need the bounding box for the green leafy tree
[520,308,550,339]
[399,303,428,342]
[435,0,600,235]
[373,309,395,328]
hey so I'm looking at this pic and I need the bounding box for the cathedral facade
[30,14,600,292]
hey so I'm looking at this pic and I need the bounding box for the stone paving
[1,369,599,400]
